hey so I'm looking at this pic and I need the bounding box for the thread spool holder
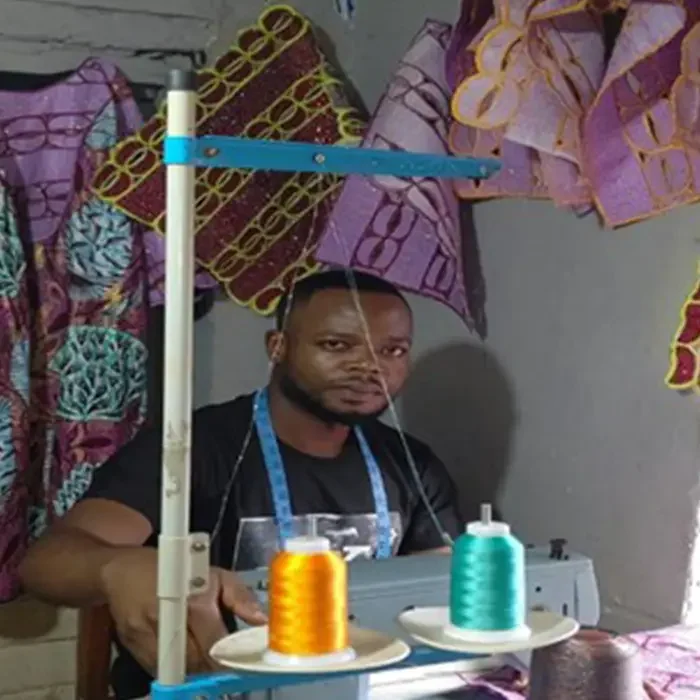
[152,646,478,699]
[155,66,501,698]
[444,502,531,644]
[263,536,357,668]
[152,550,598,698]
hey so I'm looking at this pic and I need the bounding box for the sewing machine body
[152,545,599,700]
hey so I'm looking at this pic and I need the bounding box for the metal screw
[313,153,326,164]
[191,541,206,553]
[191,576,206,588]
[204,147,219,158]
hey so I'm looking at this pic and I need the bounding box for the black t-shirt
[85,393,462,699]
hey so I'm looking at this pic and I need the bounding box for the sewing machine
[151,540,599,700]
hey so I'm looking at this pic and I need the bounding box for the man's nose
[349,357,381,378]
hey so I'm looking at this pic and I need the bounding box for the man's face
[270,288,413,423]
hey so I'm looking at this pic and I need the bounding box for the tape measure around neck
[253,388,393,558]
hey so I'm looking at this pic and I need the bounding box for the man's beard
[278,373,386,426]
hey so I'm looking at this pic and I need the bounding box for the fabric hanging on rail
[0,59,153,602]
[447,0,602,212]
[92,4,366,316]
[584,3,700,226]
[315,21,479,326]
[666,266,700,393]
[446,0,700,227]
[0,184,31,598]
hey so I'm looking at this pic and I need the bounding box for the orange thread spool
[264,536,356,667]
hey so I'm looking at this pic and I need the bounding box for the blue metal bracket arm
[150,646,478,700]
[163,135,500,180]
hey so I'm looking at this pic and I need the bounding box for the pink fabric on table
[431,626,700,698]
[457,665,529,699]
[630,626,700,697]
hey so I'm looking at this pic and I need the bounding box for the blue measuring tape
[253,388,393,559]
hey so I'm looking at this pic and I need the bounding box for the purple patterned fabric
[446,0,700,227]
[444,0,492,91]
[584,1,700,226]
[448,0,603,212]
[0,59,151,601]
[315,21,474,324]
[404,626,700,698]
[629,625,700,696]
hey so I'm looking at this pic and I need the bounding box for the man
[19,270,462,699]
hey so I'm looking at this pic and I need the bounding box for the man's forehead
[297,288,412,328]
[312,288,407,312]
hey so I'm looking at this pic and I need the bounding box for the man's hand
[100,547,266,675]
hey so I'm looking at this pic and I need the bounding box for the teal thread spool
[445,504,531,643]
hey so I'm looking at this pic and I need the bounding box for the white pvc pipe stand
[157,70,210,687]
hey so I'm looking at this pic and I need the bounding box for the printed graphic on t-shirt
[232,512,403,570]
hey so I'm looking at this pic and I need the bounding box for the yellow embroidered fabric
[666,264,700,392]
[91,5,365,314]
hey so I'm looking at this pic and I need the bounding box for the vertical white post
[157,68,197,686]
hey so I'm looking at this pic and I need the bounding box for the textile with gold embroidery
[447,0,700,227]
[666,267,700,392]
[92,5,365,315]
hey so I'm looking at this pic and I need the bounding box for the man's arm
[20,414,266,678]
[399,443,463,555]
[19,425,162,607]
[18,501,151,607]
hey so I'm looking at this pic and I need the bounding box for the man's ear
[265,330,286,363]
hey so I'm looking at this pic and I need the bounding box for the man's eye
[384,346,408,358]
[320,340,349,352]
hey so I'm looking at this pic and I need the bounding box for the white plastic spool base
[282,535,332,553]
[262,648,357,668]
[442,622,532,644]
[264,535,356,667]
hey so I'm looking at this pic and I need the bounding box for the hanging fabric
[91,4,366,316]
[0,183,30,598]
[0,59,153,601]
[666,266,700,393]
[314,21,483,328]
[446,0,700,227]
[584,5,700,226]
[447,0,603,212]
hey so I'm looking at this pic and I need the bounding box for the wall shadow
[402,342,517,522]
